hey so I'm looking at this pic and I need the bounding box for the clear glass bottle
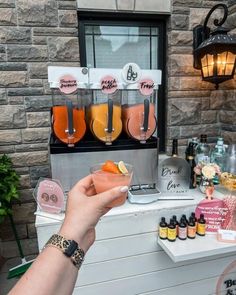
[195,134,211,164]
[210,137,227,171]
[158,139,191,194]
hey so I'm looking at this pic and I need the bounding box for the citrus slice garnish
[118,161,128,175]
[102,160,121,174]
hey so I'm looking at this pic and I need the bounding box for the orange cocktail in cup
[90,161,133,207]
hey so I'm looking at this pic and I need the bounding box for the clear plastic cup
[90,162,133,207]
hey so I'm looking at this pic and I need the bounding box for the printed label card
[33,178,65,214]
[157,157,191,197]
[195,198,230,233]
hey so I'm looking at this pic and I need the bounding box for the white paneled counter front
[35,189,236,295]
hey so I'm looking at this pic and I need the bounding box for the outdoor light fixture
[193,3,236,89]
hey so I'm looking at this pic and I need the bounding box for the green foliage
[0,154,20,223]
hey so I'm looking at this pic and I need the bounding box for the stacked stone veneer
[0,0,80,291]
[0,0,235,291]
[167,0,236,155]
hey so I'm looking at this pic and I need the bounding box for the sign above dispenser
[48,66,89,89]
[48,64,162,92]
[89,63,162,90]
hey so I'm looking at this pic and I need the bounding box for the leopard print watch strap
[45,234,85,269]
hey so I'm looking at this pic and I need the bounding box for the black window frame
[78,12,167,152]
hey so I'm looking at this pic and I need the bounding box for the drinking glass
[90,162,133,207]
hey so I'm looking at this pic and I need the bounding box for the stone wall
[0,0,80,291]
[166,0,235,155]
[0,0,235,292]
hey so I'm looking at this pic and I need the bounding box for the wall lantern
[193,3,236,89]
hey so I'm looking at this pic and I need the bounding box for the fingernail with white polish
[120,186,129,193]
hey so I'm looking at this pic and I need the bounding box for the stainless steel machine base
[50,148,158,192]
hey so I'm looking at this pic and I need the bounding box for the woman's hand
[59,175,129,253]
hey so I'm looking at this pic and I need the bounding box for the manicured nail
[120,186,129,193]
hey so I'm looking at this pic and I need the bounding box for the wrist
[59,222,89,253]
[59,224,84,245]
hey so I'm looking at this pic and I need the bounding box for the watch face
[37,179,64,214]
[64,240,78,257]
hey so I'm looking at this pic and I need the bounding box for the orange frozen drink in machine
[122,91,157,143]
[87,69,123,145]
[88,96,122,145]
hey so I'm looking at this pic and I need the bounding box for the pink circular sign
[195,198,230,233]
[100,75,118,94]
[59,74,77,94]
[139,79,155,96]
[37,179,64,214]
[216,260,236,295]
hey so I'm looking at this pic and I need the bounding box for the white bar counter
[35,189,236,295]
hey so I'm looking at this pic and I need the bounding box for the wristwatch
[45,234,85,269]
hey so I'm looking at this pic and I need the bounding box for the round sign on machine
[59,74,77,94]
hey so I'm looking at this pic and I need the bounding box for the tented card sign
[195,198,230,233]
[157,157,191,197]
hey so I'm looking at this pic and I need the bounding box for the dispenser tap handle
[142,99,150,132]
[66,100,74,136]
[107,98,113,133]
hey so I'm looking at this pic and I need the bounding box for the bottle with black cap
[178,217,187,240]
[187,217,196,239]
[197,214,206,236]
[186,143,197,189]
[159,217,168,240]
[172,139,178,157]
[172,215,179,237]
[190,212,197,231]
[181,214,188,225]
[167,219,177,242]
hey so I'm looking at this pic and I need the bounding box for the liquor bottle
[197,214,206,236]
[185,137,199,159]
[158,139,191,194]
[195,134,211,164]
[187,217,196,239]
[159,217,168,240]
[172,139,178,157]
[210,137,227,184]
[186,143,197,189]
[167,219,177,242]
[178,217,187,240]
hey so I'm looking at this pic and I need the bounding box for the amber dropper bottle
[187,217,196,239]
[159,217,168,240]
[168,219,177,242]
[197,214,206,236]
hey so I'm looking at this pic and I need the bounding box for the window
[84,25,159,69]
[78,13,166,151]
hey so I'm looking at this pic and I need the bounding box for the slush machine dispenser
[48,64,162,203]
